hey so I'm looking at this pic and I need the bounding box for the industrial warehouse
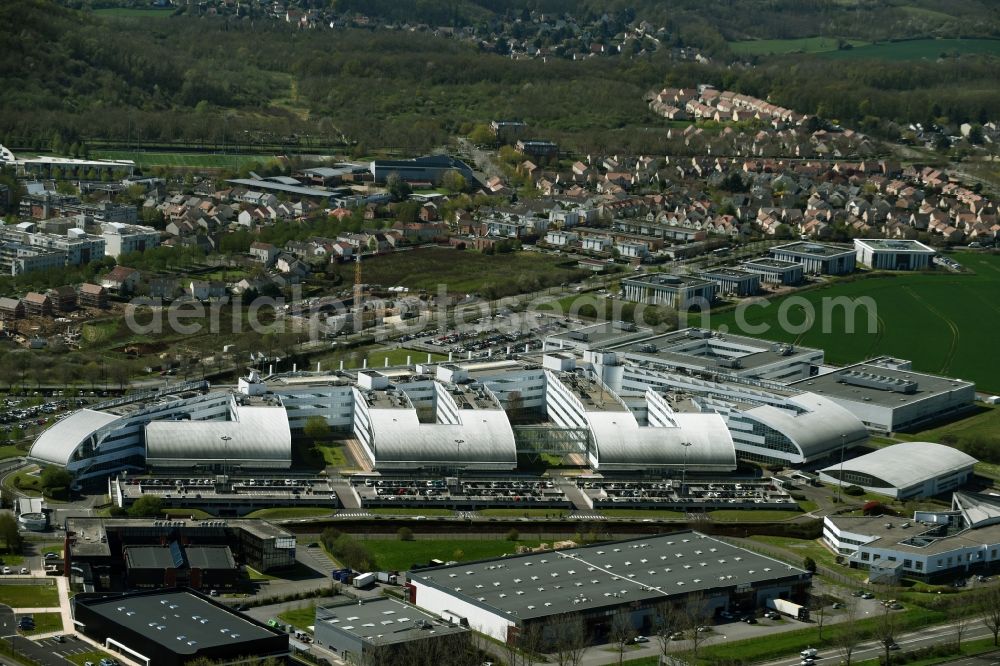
[405,532,812,645]
[73,589,289,666]
[27,326,975,488]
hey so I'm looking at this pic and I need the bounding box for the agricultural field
[699,252,1000,391]
[820,38,1000,60]
[729,37,869,56]
[359,247,588,298]
[90,150,275,169]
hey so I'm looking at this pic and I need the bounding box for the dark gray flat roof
[771,242,854,258]
[226,178,343,198]
[186,546,236,570]
[409,531,809,621]
[318,597,468,647]
[789,362,973,407]
[77,590,278,654]
[125,546,177,569]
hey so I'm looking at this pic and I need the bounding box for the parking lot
[354,476,571,509]
[5,635,119,666]
[579,478,797,510]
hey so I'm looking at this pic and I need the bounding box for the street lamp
[220,435,232,476]
[836,433,847,504]
[680,441,693,496]
[455,439,465,472]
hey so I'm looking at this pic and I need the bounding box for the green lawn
[821,38,1000,61]
[478,508,570,518]
[598,508,686,520]
[698,254,1000,391]
[19,612,63,635]
[365,507,455,517]
[278,604,316,631]
[730,37,870,56]
[0,583,59,607]
[708,509,804,522]
[244,507,335,519]
[363,538,538,571]
[315,443,349,467]
[358,247,587,298]
[749,534,869,581]
[897,405,1000,443]
[90,149,275,169]
[0,444,25,460]
[64,650,120,666]
[246,566,277,581]
[0,552,26,566]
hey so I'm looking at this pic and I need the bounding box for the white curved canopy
[588,411,737,471]
[744,392,868,461]
[366,408,517,469]
[29,409,121,466]
[820,442,977,490]
[145,406,291,467]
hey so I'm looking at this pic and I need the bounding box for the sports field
[91,150,275,169]
[698,252,1000,390]
[820,38,1000,60]
[729,37,869,56]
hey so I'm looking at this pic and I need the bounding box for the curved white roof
[588,411,737,471]
[820,442,977,490]
[366,408,517,469]
[744,392,869,462]
[29,409,121,466]
[145,406,291,467]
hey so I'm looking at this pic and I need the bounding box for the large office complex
[29,327,974,483]
[406,532,811,645]
[769,241,856,275]
[102,222,160,258]
[823,492,1000,582]
[854,238,936,270]
[620,274,719,309]
[73,589,288,666]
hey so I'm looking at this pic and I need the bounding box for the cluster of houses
[745,162,1000,245]
[650,86,808,127]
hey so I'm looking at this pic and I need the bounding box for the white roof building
[818,442,977,499]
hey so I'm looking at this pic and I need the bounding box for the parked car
[1,566,11,575]
[18,567,28,574]
[633,636,649,643]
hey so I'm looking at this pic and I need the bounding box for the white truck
[766,597,810,621]
[353,572,376,589]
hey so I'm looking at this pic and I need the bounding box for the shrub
[506,528,520,542]
[844,485,865,496]
[397,527,414,541]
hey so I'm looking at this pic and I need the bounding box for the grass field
[65,651,121,666]
[244,507,335,519]
[898,405,1000,443]
[94,7,174,18]
[698,253,1000,391]
[161,508,214,519]
[360,247,587,297]
[19,612,63,636]
[0,444,24,461]
[90,149,275,169]
[365,507,455,517]
[598,508,686,520]
[708,509,805,522]
[477,508,570,518]
[278,604,316,631]
[820,38,1000,60]
[314,443,349,467]
[0,583,59,608]
[749,534,868,581]
[730,37,869,56]
[362,538,537,571]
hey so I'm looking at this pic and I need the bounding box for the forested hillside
[3,0,1000,156]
